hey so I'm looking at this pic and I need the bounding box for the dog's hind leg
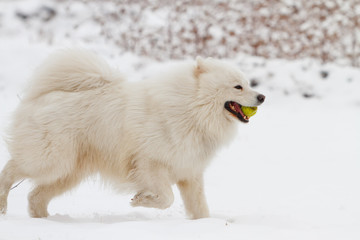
[0,160,25,215]
[28,172,82,218]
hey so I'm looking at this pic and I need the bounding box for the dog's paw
[131,192,159,207]
[28,203,49,218]
[0,196,7,215]
[0,205,6,215]
[131,191,173,210]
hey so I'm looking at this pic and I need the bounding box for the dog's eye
[234,85,243,90]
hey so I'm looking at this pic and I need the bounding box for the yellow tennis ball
[241,106,257,117]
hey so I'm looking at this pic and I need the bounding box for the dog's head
[194,57,265,123]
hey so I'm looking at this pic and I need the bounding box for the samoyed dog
[0,50,265,219]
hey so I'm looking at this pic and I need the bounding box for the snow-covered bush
[7,0,360,66]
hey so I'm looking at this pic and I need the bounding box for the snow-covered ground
[1,1,360,240]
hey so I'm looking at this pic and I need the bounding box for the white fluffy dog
[0,50,265,219]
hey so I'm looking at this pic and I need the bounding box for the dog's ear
[194,56,207,78]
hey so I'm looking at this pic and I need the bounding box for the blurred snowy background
[0,0,359,240]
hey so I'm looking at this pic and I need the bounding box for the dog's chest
[165,132,219,176]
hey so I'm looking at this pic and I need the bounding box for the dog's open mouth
[224,101,251,123]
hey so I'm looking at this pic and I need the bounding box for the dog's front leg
[177,175,209,219]
[130,162,174,210]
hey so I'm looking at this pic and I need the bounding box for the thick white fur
[0,50,263,219]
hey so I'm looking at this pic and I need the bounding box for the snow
[1,1,360,240]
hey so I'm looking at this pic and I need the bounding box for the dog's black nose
[257,94,265,103]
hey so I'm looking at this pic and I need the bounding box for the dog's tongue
[234,102,242,113]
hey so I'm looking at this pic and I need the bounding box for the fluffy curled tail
[24,49,124,100]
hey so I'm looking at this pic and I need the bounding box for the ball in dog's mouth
[224,101,257,123]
